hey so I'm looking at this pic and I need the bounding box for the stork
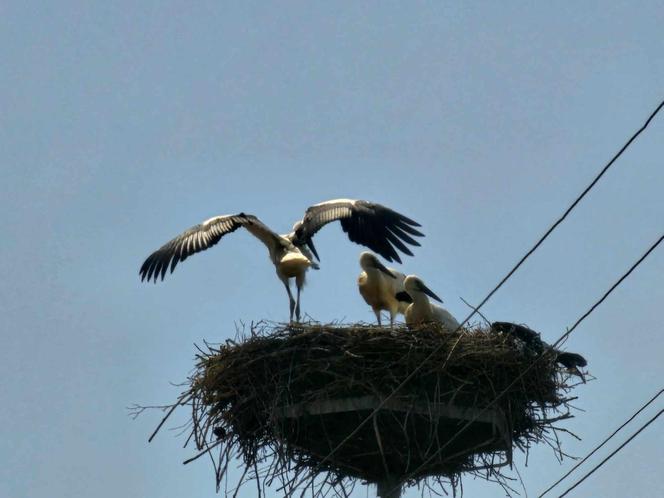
[396,275,460,331]
[139,199,424,322]
[357,251,410,326]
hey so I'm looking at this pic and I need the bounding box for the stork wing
[556,351,588,369]
[139,213,282,282]
[294,199,424,263]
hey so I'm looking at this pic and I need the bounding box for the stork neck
[363,267,382,278]
[410,292,430,305]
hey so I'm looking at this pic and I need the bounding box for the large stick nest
[148,322,584,496]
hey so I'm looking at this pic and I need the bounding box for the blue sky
[1,2,663,497]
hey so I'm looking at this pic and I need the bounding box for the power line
[552,234,664,350]
[539,388,663,497]
[304,99,664,486]
[557,408,664,497]
[396,232,664,488]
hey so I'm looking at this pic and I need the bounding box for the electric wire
[539,388,663,497]
[396,233,664,488]
[557,408,663,497]
[305,99,664,486]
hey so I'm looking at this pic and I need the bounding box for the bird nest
[143,322,584,497]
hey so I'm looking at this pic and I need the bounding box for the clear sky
[1,2,663,497]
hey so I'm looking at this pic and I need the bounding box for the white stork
[397,275,460,331]
[357,251,410,326]
[139,199,424,322]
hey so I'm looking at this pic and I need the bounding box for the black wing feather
[491,321,588,372]
[305,238,320,261]
[390,220,424,239]
[556,352,588,369]
[295,199,424,262]
[340,213,400,263]
[139,214,248,283]
[395,291,413,304]
[383,228,414,256]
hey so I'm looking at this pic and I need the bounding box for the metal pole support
[376,477,402,498]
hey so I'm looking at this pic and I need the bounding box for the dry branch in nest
[143,322,585,497]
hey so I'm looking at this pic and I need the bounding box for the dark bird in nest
[491,322,588,380]
[139,199,424,322]
[555,352,588,370]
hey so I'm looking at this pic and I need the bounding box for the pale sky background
[1,2,663,497]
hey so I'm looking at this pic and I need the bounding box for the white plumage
[357,252,409,326]
[139,199,424,322]
[401,275,460,331]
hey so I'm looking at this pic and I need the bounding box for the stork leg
[282,280,296,322]
[295,272,305,322]
[295,286,301,322]
[373,309,382,326]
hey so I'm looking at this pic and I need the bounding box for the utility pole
[376,477,402,498]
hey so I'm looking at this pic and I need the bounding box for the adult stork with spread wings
[139,199,424,322]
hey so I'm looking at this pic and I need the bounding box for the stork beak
[419,282,443,303]
[373,259,396,279]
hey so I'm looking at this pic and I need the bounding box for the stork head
[359,251,396,278]
[404,275,443,303]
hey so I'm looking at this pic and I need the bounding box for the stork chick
[357,252,409,326]
[397,275,460,331]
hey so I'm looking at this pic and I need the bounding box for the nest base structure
[276,394,511,482]
[165,322,580,496]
